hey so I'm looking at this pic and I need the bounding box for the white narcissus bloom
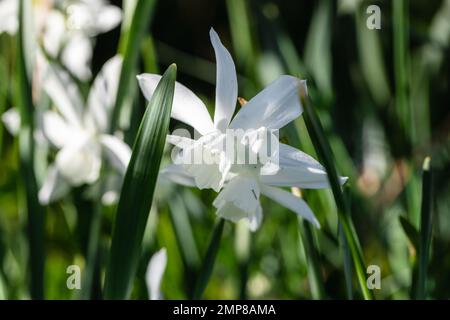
[5,55,131,205]
[0,0,18,35]
[0,0,122,80]
[137,28,347,231]
[145,248,167,300]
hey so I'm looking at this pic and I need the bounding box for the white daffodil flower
[138,28,347,231]
[145,248,167,300]
[37,55,130,204]
[0,0,122,80]
[0,0,18,35]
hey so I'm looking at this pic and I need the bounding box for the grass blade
[414,157,433,299]
[110,0,156,132]
[192,218,225,299]
[17,0,45,300]
[339,222,353,299]
[392,0,411,139]
[299,86,374,300]
[300,219,326,299]
[104,64,177,299]
[79,197,102,299]
[168,192,201,294]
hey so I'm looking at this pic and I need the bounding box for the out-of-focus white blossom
[145,248,167,300]
[0,0,122,80]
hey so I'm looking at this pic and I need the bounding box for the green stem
[415,157,433,299]
[300,219,326,299]
[109,0,156,133]
[79,199,103,299]
[393,0,410,140]
[339,222,354,299]
[17,0,45,300]
[299,86,374,300]
[192,218,225,299]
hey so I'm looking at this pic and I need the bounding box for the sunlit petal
[137,74,214,135]
[230,76,304,130]
[260,185,320,228]
[210,28,238,131]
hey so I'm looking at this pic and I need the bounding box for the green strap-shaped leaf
[192,218,225,299]
[17,0,45,300]
[110,0,156,132]
[104,64,177,299]
[300,86,374,300]
[414,157,433,299]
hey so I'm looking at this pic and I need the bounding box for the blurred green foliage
[0,0,449,299]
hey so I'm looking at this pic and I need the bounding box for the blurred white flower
[1,108,20,135]
[43,0,122,80]
[37,55,130,204]
[0,0,122,80]
[0,0,18,35]
[145,248,167,300]
[138,29,347,231]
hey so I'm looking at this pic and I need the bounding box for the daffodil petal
[213,176,261,222]
[210,28,238,132]
[146,248,167,300]
[0,0,18,35]
[261,143,348,189]
[260,185,320,228]
[61,33,93,81]
[42,111,77,148]
[137,73,214,135]
[99,134,131,175]
[230,76,304,130]
[1,107,20,136]
[95,5,122,33]
[159,164,196,187]
[38,165,70,205]
[86,55,122,132]
[247,204,263,232]
[42,61,84,126]
[55,141,101,186]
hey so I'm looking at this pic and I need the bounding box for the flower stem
[109,0,156,133]
[299,86,374,300]
[299,219,326,299]
[192,218,225,299]
[414,157,433,299]
[17,0,45,300]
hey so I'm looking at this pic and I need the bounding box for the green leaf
[414,157,433,299]
[299,85,374,300]
[110,0,156,132]
[103,64,177,299]
[304,0,333,103]
[399,215,419,250]
[17,0,45,300]
[192,218,225,299]
[299,219,326,299]
[167,191,201,294]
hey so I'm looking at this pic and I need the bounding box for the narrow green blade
[414,157,433,299]
[110,0,156,132]
[104,64,177,299]
[192,218,225,299]
[299,219,326,299]
[17,0,45,300]
[299,86,374,300]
